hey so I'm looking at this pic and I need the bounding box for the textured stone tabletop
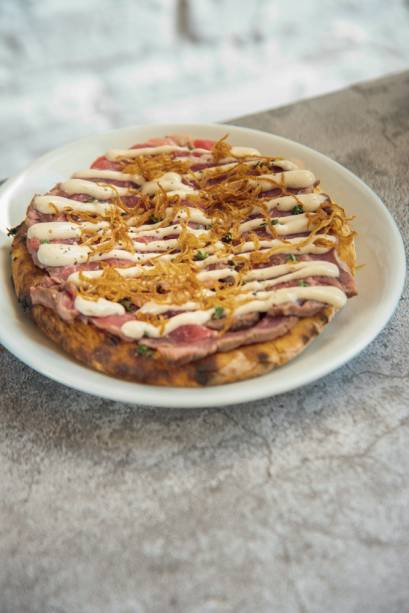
[1,72,408,613]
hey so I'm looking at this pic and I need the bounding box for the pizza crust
[11,223,337,387]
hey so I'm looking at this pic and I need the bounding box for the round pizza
[11,134,357,386]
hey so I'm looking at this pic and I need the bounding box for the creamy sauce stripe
[33,192,328,217]
[119,285,346,340]
[37,169,317,203]
[36,233,337,267]
[67,261,339,287]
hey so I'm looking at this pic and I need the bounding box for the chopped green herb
[212,306,225,320]
[298,280,309,287]
[271,219,279,225]
[149,214,160,224]
[193,250,208,261]
[292,205,304,215]
[259,222,267,228]
[287,254,298,262]
[119,298,134,312]
[136,344,153,357]
[40,239,49,244]
[222,232,232,243]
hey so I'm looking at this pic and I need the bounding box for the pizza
[11,134,357,387]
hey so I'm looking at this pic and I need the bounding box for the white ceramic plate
[0,123,405,408]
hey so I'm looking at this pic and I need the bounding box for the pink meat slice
[26,203,68,227]
[46,259,136,283]
[267,300,324,318]
[91,156,122,171]
[30,286,78,321]
[192,139,216,150]
[142,316,298,365]
[91,313,137,339]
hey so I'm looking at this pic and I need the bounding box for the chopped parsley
[193,250,208,261]
[119,298,135,312]
[271,219,279,225]
[136,344,153,357]
[292,205,304,215]
[222,232,232,244]
[287,254,298,262]
[298,280,309,287]
[149,214,160,224]
[40,239,49,244]
[212,306,225,320]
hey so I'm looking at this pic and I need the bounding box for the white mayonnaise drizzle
[75,296,125,317]
[242,262,339,291]
[37,227,336,267]
[120,321,160,339]
[126,206,210,229]
[196,261,338,286]
[67,261,338,289]
[237,234,336,254]
[269,159,299,171]
[72,169,144,184]
[172,207,210,225]
[239,212,309,235]
[245,261,337,281]
[192,158,298,178]
[89,249,170,263]
[265,193,328,212]
[120,285,345,339]
[59,179,131,200]
[131,238,180,252]
[37,243,90,266]
[139,301,198,314]
[122,310,213,340]
[233,285,346,315]
[106,145,191,160]
[142,172,196,196]
[247,170,316,190]
[130,223,208,240]
[196,268,237,283]
[33,195,114,215]
[131,213,307,242]
[28,221,108,241]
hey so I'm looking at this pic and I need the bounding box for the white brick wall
[1,0,409,177]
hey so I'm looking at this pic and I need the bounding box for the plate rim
[0,121,406,408]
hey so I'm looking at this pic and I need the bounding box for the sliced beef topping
[30,286,77,322]
[268,300,325,318]
[91,313,137,339]
[142,315,298,365]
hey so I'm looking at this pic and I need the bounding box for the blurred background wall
[1,0,409,177]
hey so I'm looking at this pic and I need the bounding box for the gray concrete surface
[1,71,408,613]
